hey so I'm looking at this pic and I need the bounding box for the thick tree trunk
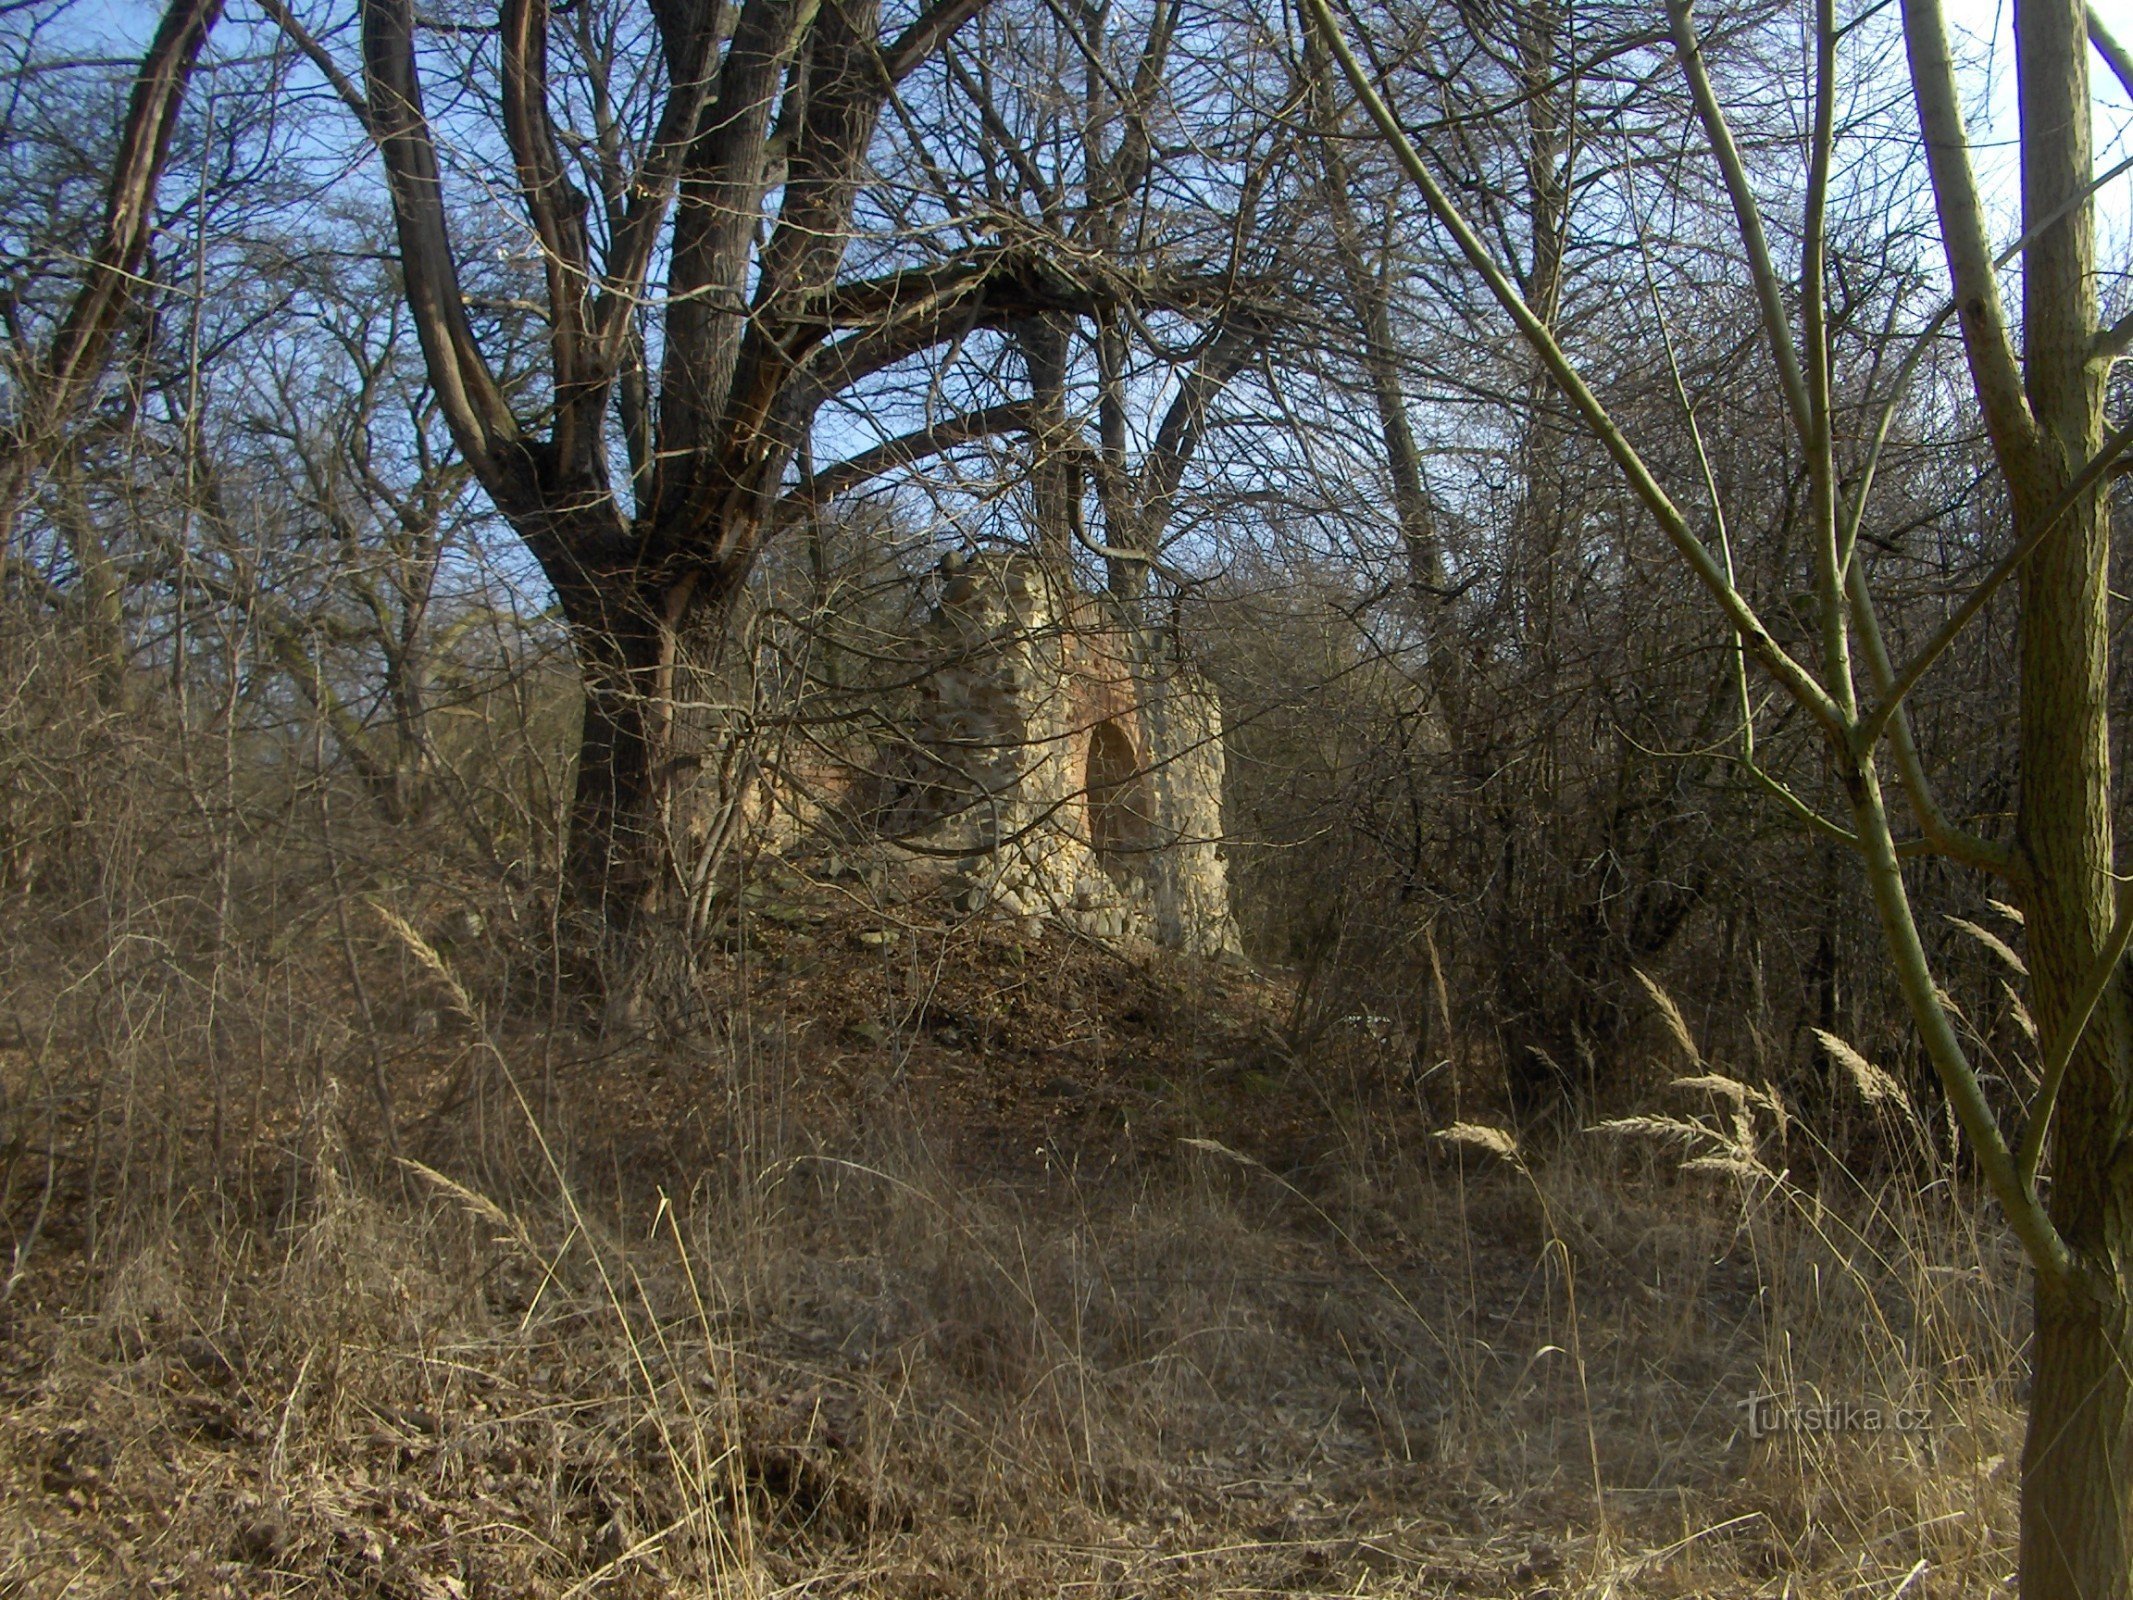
[2024,1279,2133,1597]
[1015,313,1081,576]
[564,618,661,931]
[558,558,756,1015]
[2010,446,2129,1600]
[2011,464,2133,1595]
[2008,0,2133,1586]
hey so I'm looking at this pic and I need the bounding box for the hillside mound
[0,858,2020,1598]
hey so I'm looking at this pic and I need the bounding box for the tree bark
[2009,0,2133,1586]
[1014,313,1081,575]
[543,547,767,1025]
[2025,1280,2133,1596]
[545,534,754,934]
[563,612,662,931]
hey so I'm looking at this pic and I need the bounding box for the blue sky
[41,0,2133,268]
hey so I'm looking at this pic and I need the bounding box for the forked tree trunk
[563,617,663,931]
[555,555,756,1011]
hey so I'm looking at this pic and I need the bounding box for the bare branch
[658,0,809,495]
[778,399,1037,512]
[1845,562,2013,873]
[1899,0,2042,475]
[2,0,226,541]
[1855,409,2133,751]
[360,0,522,473]
[1132,315,1263,537]
[2018,876,2133,1188]
[2089,6,2133,99]
[880,0,991,85]
[1298,0,1846,737]
[501,0,596,450]
[1667,0,1814,447]
[255,0,373,129]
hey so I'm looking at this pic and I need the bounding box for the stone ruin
[860,553,1242,956]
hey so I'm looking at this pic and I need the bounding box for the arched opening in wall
[1086,718,1151,872]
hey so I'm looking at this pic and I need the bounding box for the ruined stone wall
[875,554,1240,955]
[1136,667,1238,956]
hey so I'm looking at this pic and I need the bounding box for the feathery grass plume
[1988,898,2026,925]
[1726,1107,1761,1165]
[1946,916,2028,977]
[1179,1135,1265,1169]
[373,901,481,1026]
[1814,1028,1907,1109]
[2000,980,2039,1046]
[1672,1073,1750,1106]
[1761,1079,1790,1145]
[1589,1114,1706,1145]
[1633,968,1701,1066]
[1592,1109,1770,1182]
[1672,1072,1788,1120]
[1436,1122,1524,1164]
[397,1157,527,1245]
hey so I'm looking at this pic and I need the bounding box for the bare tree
[1303,0,2133,1584]
[260,0,1254,972]
[866,0,1291,597]
[0,0,226,661]
[1283,0,1752,1109]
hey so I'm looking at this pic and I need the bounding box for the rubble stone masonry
[875,553,1240,956]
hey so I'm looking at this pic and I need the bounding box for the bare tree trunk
[529,508,784,1027]
[1305,0,2133,1574]
[1511,0,1568,662]
[1,0,224,558]
[1303,45,1448,608]
[563,614,663,932]
[1015,314,1081,575]
[49,456,129,708]
[554,555,753,938]
[2025,1290,2133,1596]
[2007,0,2133,1585]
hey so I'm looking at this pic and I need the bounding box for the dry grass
[0,899,2025,1599]
[0,626,2026,1597]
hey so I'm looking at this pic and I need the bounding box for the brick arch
[1085,717,1151,866]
